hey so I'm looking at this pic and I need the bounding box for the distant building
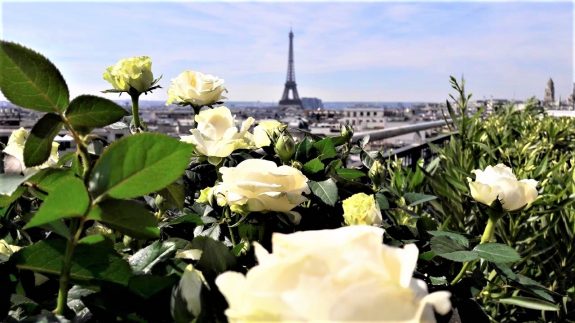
[339,106,386,131]
[301,97,323,110]
[544,78,555,106]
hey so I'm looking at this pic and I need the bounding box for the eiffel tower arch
[279,30,303,109]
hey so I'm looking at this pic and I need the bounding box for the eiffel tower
[279,29,303,109]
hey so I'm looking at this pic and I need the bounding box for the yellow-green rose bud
[340,123,354,141]
[196,187,214,206]
[103,56,154,93]
[274,131,295,162]
[342,193,382,226]
[253,120,285,148]
[368,160,386,189]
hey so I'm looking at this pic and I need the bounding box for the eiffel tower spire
[279,29,303,108]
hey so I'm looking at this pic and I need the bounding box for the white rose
[468,164,538,211]
[342,193,383,226]
[166,71,226,107]
[2,128,59,175]
[253,120,284,148]
[213,159,310,214]
[103,56,155,93]
[215,226,451,322]
[180,106,254,161]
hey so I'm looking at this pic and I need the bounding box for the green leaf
[168,213,204,226]
[0,173,34,196]
[87,199,160,239]
[191,236,236,274]
[129,238,189,274]
[431,236,466,255]
[66,95,127,131]
[336,168,366,180]
[498,297,558,311]
[404,192,437,206]
[429,230,469,248]
[312,138,337,160]
[129,274,179,299]
[438,250,479,262]
[24,176,89,229]
[89,133,194,200]
[303,158,325,174]
[360,149,377,169]
[24,113,63,167]
[474,243,521,263]
[309,178,338,206]
[295,137,313,162]
[0,186,25,207]
[13,237,133,285]
[375,192,390,210]
[0,41,69,112]
[28,168,74,194]
[158,182,186,210]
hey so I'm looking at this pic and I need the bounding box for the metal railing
[351,119,454,169]
[380,133,454,169]
[351,119,452,143]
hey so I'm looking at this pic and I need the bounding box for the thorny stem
[130,92,143,133]
[54,118,92,315]
[54,218,86,315]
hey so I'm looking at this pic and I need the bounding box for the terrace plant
[0,41,569,323]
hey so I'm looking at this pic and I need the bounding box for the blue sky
[1,1,573,102]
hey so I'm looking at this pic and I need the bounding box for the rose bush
[0,42,568,323]
[342,192,383,226]
[216,226,451,322]
[166,70,226,107]
[468,164,538,211]
[213,158,310,215]
[180,106,254,162]
[103,56,155,93]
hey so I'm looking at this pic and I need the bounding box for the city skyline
[1,1,573,103]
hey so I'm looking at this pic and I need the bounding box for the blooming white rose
[2,128,59,175]
[253,120,284,148]
[166,71,226,106]
[216,226,451,322]
[213,159,310,214]
[103,56,154,93]
[468,164,538,211]
[342,193,383,226]
[180,106,254,161]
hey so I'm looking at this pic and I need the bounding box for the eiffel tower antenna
[279,29,303,108]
